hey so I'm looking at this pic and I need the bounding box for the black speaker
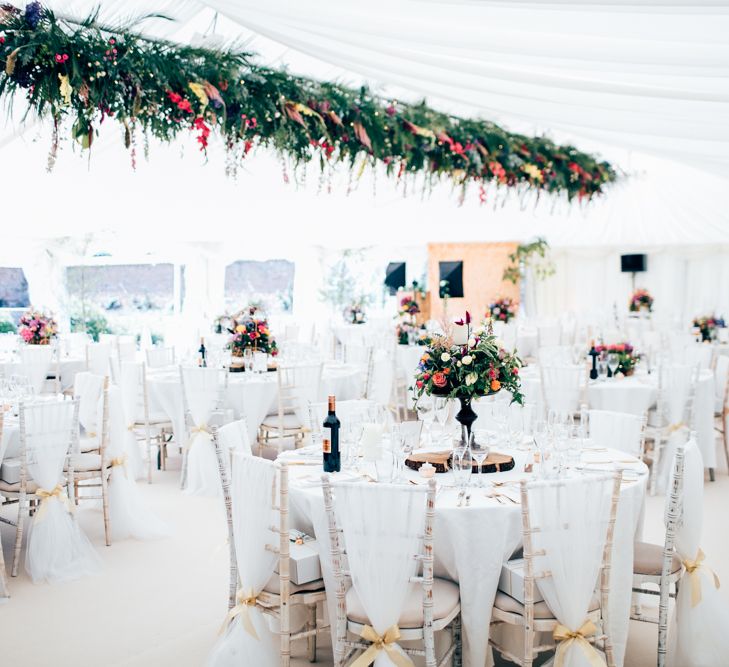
[439,261,464,298]
[621,254,646,273]
[384,262,406,295]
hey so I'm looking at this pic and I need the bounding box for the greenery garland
[0,3,617,200]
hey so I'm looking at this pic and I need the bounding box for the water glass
[416,396,436,447]
[452,447,473,493]
[434,398,450,445]
[471,429,492,487]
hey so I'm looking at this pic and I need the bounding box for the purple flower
[24,2,42,29]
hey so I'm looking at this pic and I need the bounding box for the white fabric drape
[23,399,102,583]
[85,343,112,377]
[201,0,729,172]
[334,482,427,667]
[541,365,583,414]
[118,362,149,480]
[529,475,614,667]
[206,454,279,667]
[106,386,170,541]
[588,410,643,458]
[667,440,729,667]
[73,371,105,437]
[182,367,225,496]
[18,345,54,396]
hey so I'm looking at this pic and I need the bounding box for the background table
[147,363,363,444]
[284,447,647,667]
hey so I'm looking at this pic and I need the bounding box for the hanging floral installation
[0,3,617,200]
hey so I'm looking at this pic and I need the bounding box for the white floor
[1,448,728,667]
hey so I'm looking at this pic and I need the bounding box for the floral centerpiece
[595,342,641,376]
[398,296,420,318]
[693,316,726,342]
[413,312,522,435]
[629,289,653,313]
[227,312,277,357]
[485,297,518,323]
[396,322,428,346]
[347,303,366,324]
[18,309,57,345]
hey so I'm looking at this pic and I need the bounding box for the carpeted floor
[1,449,727,667]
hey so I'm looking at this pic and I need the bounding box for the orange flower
[490,380,501,392]
[432,371,448,388]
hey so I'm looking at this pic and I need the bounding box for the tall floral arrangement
[413,313,522,405]
[18,309,57,344]
[629,289,653,313]
[227,311,277,356]
[693,316,726,342]
[485,297,518,323]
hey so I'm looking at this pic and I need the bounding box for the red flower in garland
[489,161,507,183]
[193,116,210,150]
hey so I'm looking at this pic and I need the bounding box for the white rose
[468,337,477,348]
[465,372,478,386]
[493,307,500,314]
[457,361,462,367]
[462,355,473,365]
[440,352,451,362]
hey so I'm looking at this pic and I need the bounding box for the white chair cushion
[264,574,325,595]
[261,413,304,430]
[79,437,100,453]
[633,541,682,576]
[67,453,107,472]
[494,590,599,620]
[346,577,459,629]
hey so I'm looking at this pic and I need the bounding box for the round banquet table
[282,446,647,667]
[514,365,717,470]
[146,363,363,445]
[0,356,85,391]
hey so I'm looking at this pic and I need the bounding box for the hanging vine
[0,3,617,200]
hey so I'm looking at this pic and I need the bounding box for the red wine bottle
[322,395,341,472]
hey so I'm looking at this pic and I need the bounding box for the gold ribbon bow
[187,423,212,450]
[666,421,686,435]
[127,423,136,431]
[110,454,128,477]
[553,620,605,667]
[34,484,73,522]
[351,625,414,667]
[219,588,259,639]
[683,549,720,608]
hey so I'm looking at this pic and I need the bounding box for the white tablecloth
[285,449,647,667]
[0,356,85,390]
[147,363,363,444]
[516,366,717,470]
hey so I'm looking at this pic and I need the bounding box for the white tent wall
[534,245,729,323]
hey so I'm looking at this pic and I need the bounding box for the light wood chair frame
[259,363,322,454]
[646,364,698,494]
[322,475,461,667]
[125,361,175,483]
[631,442,687,667]
[0,397,80,576]
[0,412,8,598]
[67,377,113,546]
[215,445,328,666]
[489,471,622,667]
[145,346,176,368]
[713,356,729,473]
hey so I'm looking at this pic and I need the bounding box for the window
[224,259,294,313]
[0,267,30,308]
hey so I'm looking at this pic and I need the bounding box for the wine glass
[244,348,253,373]
[597,358,608,381]
[492,401,508,447]
[471,429,492,487]
[507,407,523,450]
[452,447,473,496]
[533,419,549,476]
[607,352,620,378]
[434,398,450,446]
[394,421,422,482]
[416,395,436,447]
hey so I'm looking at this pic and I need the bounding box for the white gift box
[498,558,544,604]
[0,458,22,484]
[274,531,322,585]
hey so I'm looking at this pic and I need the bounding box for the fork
[465,492,472,507]
[456,489,465,507]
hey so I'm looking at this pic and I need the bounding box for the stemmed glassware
[452,446,473,497]
[392,421,422,483]
[416,395,436,447]
[533,419,549,476]
[607,352,620,378]
[492,402,508,447]
[434,397,450,446]
[597,358,608,381]
[471,429,492,487]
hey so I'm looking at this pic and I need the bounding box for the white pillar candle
[360,423,384,461]
[452,323,469,346]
